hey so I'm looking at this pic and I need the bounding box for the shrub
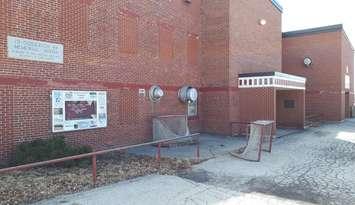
[11,136,92,167]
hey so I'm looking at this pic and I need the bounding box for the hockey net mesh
[230,121,274,162]
[153,115,191,141]
[261,123,273,152]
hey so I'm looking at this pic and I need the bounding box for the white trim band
[238,75,306,90]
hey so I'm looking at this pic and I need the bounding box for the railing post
[156,143,161,164]
[196,136,200,163]
[257,126,263,162]
[92,155,97,186]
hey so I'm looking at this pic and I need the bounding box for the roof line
[282,24,343,38]
[270,0,283,13]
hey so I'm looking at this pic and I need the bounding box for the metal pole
[156,143,161,163]
[196,136,200,163]
[257,126,263,162]
[92,155,97,186]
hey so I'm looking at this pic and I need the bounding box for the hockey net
[230,121,274,162]
[153,115,197,145]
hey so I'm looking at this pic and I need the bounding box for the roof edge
[282,24,343,38]
[270,0,283,13]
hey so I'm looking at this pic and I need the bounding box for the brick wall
[341,31,354,118]
[229,0,281,126]
[200,0,282,134]
[239,88,276,123]
[282,31,353,121]
[0,86,13,160]
[276,90,305,128]
[200,0,230,134]
[229,0,282,78]
[0,0,283,161]
[0,0,203,161]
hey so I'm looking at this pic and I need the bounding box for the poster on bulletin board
[51,90,107,132]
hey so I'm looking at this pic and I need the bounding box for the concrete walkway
[127,129,301,161]
[33,120,355,205]
[35,175,314,205]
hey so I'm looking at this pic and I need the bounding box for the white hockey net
[153,115,192,142]
[230,121,274,162]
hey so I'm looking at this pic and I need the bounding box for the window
[188,101,198,117]
[264,78,268,85]
[284,100,295,109]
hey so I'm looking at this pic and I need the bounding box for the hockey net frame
[230,121,275,162]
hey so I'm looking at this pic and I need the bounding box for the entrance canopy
[238,71,306,90]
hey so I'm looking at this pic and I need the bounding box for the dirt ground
[0,154,192,205]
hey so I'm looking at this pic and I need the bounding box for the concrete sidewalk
[127,129,301,161]
[34,175,313,205]
[128,134,244,160]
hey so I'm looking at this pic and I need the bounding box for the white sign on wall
[345,75,350,89]
[187,101,198,117]
[7,36,64,64]
[51,90,107,133]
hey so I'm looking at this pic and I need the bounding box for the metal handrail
[0,133,200,185]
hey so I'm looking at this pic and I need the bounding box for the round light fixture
[303,57,312,67]
[178,86,199,103]
[149,85,164,102]
[259,19,267,26]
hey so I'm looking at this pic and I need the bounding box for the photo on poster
[53,108,63,115]
[65,101,97,121]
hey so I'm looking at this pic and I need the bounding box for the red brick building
[283,25,354,122]
[0,0,351,162]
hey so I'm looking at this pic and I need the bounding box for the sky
[278,0,355,49]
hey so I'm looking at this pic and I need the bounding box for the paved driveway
[34,120,355,205]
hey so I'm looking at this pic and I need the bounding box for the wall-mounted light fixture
[259,19,267,26]
[303,57,312,67]
[178,86,198,103]
[149,85,164,102]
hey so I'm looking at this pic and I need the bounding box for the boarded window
[284,100,295,109]
[187,33,199,65]
[0,0,5,30]
[61,0,88,49]
[0,0,6,59]
[119,10,138,54]
[159,24,174,62]
[119,89,138,122]
[88,3,116,58]
[9,1,60,41]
